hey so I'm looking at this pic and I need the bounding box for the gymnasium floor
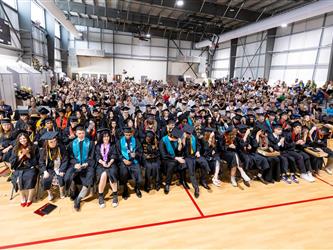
[1,171,333,249]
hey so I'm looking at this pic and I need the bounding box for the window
[2,0,17,10]
[31,1,45,28]
[55,21,61,38]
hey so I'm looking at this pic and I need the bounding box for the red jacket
[56,116,68,130]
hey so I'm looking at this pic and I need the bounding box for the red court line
[183,188,204,217]
[316,176,333,187]
[2,195,333,249]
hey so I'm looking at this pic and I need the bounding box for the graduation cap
[97,128,110,135]
[320,126,331,134]
[42,117,53,125]
[237,124,248,133]
[135,109,142,115]
[0,118,11,124]
[18,110,29,116]
[279,110,288,116]
[291,114,302,119]
[0,110,5,116]
[224,126,235,133]
[123,126,133,133]
[38,107,49,115]
[156,102,163,107]
[30,114,40,121]
[178,114,188,122]
[121,106,130,112]
[171,128,183,139]
[272,123,282,130]
[69,116,78,123]
[257,112,265,117]
[234,108,242,113]
[204,127,216,133]
[255,124,268,132]
[15,129,29,139]
[291,121,302,128]
[267,110,277,116]
[247,114,256,119]
[145,130,155,138]
[233,114,243,121]
[40,131,59,141]
[183,124,194,134]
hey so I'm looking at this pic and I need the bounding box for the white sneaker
[231,177,238,187]
[307,172,315,182]
[241,172,251,182]
[212,177,221,187]
[48,193,54,201]
[325,168,333,175]
[300,173,312,182]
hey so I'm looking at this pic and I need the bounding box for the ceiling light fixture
[176,0,184,7]
[281,23,288,28]
[146,33,151,38]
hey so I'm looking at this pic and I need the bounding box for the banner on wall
[0,18,11,46]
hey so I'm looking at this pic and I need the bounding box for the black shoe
[180,181,190,189]
[200,181,210,190]
[98,196,105,208]
[156,183,161,191]
[243,180,251,187]
[164,184,170,194]
[112,194,118,207]
[122,188,129,200]
[70,189,78,201]
[74,198,81,211]
[135,188,142,198]
[257,175,268,185]
[6,176,11,182]
[144,184,151,193]
[194,187,200,198]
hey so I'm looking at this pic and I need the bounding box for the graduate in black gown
[0,118,15,163]
[65,125,95,211]
[39,131,68,201]
[182,124,210,198]
[9,131,39,207]
[95,128,119,208]
[142,130,161,192]
[117,127,143,199]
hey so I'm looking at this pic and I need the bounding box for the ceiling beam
[69,15,202,42]
[130,0,270,23]
[56,1,225,35]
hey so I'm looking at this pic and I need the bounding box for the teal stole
[162,135,178,158]
[72,138,90,164]
[120,136,138,164]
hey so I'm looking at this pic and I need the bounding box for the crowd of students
[0,77,333,211]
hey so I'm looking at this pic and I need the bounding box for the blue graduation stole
[162,135,178,158]
[120,136,138,164]
[188,117,193,126]
[265,119,273,133]
[72,138,90,164]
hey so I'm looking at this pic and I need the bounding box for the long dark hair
[13,133,33,156]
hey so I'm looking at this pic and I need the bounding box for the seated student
[0,118,15,163]
[14,110,29,130]
[284,121,315,182]
[55,108,68,131]
[95,128,119,208]
[159,127,187,194]
[142,131,161,192]
[62,116,78,146]
[307,125,333,174]
[268,124,299,184]
[39,131,68,200]
[182,124,210,198]
[219,126,251,187]
[36,117,60,147]
[200,128,222,187]
[117,127,143,200]
[9,131,39,207]
[254,125,281,183]
[65,125,95,211]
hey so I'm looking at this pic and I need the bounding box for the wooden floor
[1,171,333,249]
